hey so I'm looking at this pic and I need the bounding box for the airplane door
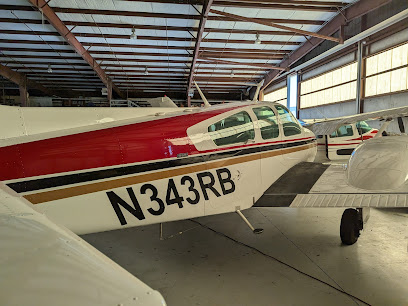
[203,110,261,215]
[327,124,359,160]
[251,106,286,196]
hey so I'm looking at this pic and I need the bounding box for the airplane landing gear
[340,208,364,245]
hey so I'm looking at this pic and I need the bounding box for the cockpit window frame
[252,106,280,140]
[274,104,302,137]
[207,110,256,147]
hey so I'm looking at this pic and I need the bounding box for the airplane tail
[252,80,265,103]
[194,81,211,108]
[147,96,178,108]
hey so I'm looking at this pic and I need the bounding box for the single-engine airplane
[1,83,408,305]
[310,120,379,160]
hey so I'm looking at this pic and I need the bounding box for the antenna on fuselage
[194,81,211,108]
[252,80,265,103]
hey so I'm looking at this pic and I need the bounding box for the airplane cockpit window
[275,105,302,136]
[330,125,354,138]
[208,111,255,146]
[253,106,279,139]
[356,121,372,135]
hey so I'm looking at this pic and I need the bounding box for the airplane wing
[0,185,166,306]
[304,105,408,135]
[255,162,408,208]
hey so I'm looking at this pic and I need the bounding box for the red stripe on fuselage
[347,135,373,141]
[347,129,378,141]
[0,106,244,181]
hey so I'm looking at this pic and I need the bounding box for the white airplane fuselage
[0,102,317,234]
[316,122,378,161]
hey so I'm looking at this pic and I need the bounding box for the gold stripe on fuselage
[24,143,316,204]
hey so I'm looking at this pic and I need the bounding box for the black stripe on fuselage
[7,138,316,194]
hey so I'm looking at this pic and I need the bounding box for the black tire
[340,208,360,245]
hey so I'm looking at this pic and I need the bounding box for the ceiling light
[230,70,235,77]
[130,27,137,40]
[47,64,52,73]
[144,67,149,75]
[255,33,261,45]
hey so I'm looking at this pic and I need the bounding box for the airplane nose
[346,136,408,191]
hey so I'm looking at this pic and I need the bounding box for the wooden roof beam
[27,0,125,98]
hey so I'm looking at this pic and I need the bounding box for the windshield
[356,121,372,135]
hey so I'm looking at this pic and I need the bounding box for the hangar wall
[298,26,408,133]
[363,27,408,132]
[298,24,408,120]
[261,0,408,133]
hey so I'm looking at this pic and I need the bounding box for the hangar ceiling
[0,0,388,101]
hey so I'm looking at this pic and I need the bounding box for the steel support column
[19,75,28,107]
[355,41,364,114]
[296,74,301,119]
[186,0,214,106]
[107,80,113,103]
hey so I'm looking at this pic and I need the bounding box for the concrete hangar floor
[83,206,408,305]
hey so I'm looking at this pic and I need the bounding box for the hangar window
[299,62,357,108]
[365,42,408,97]
[208,111,255,146]
[264,86,287,105]
[275,105,302,136]
[253,106,279,139]
[330,125,354,138]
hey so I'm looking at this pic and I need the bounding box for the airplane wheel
[340,208,361,245]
